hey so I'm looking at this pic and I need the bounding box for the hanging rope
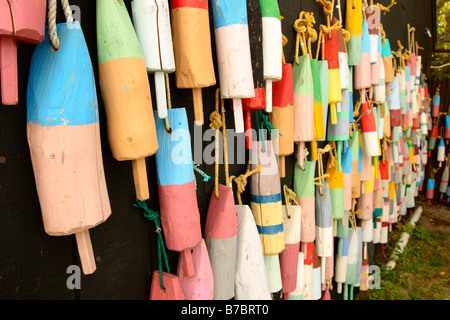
[283,185,299,219]
[134,200,170,291]
[47,0,74,50]
[210,88,231,198]
[375,0,396,15]
[232,164,262,205]
[193,163,211,190]
[316,143,333,195]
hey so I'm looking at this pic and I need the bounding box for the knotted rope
[231,164,262,205]
[315,143,333,195]
[134,200,170,291]
[210,88,231,199]
[283,185,299,219]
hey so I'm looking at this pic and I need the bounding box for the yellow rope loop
[282,28,288,64]
[342,28,351,43]
[376,0,397,15]
[319,20,342,40]
[328,142,338,168]
[233,166,262,205]
[380,23,386,46]
[294,14,308,63]
[283,185,299,218]
[209,111,222,130]
[316,0,333,16]
[348,209,359,232]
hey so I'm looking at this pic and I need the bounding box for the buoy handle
[132,158,150,201]
[0,36,18,105]
[192,88,204,126]
[75,229,96,275]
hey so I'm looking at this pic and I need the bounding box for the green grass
[357,205,449,300]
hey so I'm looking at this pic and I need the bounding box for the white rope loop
[48,0,74,50]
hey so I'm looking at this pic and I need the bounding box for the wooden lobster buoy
[301,242,314,300]
[205,94,238,300]
[312,245,322,300]
[326,74,350,171]
[212,0,254,133]
[420,111,428,135]
[437,138,446,167]
[97,0,158,201]
[311,58,325,160]
[271,63,295,178]
[279,202,301,297]
[343,226,361,300]
[205,183,237,300]
[154,107,202,277]
[431,88,441,119]
[177,239,214,300]
[382,38,394,84]
[371,29,383,86]
[342,144,353,212]
[0,0,46,105]
[367,4,381,64]
[150,271,184,300]
[250,140,285,255]
[170,0,216,126]
[445,116,450,143]
[234,205,271,300]
[332,17,348,90]
[354,18,372,90]
[327,153,345,221]
[294,161,316,242]
[260,0,283,112]
[288,251,305,300]
[406,66,412,105]
[318,60,330,141]
[360,100,380,157]
[428,124,439,150]
[335,235,349,294]
[131,0,174,120]
[357,164,375,221]
[264,254,282,294]
[324,28,342,126]
[293,51,314,168]
[27,20,111,275]
[374,54,386,103]
[388,76,402,128]
[315,182,333,286]
[349,131,362,199]
[345,0,362,66]
[241,0,265,149]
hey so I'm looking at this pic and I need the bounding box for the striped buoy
[27,20,111,275]
[131,0,175,120]
[154,108,202,277]
[260,0,283,112]
[97,0,159,201]
[170,0,216,126]
[250,140,285,255]
[294,161,316,242]
[211,0,254,133]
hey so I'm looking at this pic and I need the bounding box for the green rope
[255,110,266,152]
[134,199,170,290]
[259,110,282,140]
[193,163,211,190]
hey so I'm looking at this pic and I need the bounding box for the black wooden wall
[0,0,435,299]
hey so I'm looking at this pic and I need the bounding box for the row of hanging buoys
[22,0,442,302]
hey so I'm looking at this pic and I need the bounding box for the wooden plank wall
[0,0,434,299]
